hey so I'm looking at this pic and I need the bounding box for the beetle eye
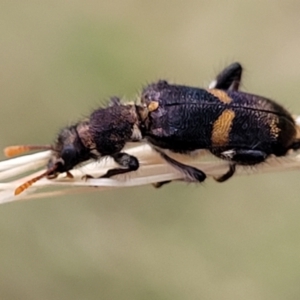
[61,145,78,170]
[62,145,76,159]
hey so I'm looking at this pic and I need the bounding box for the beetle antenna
[14,165,57,196]
[4,145,53,157]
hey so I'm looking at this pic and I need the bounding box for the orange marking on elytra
[269,117,281,138]
[211,109,235,146]
[207,89,233,104]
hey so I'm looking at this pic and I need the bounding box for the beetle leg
[101,153,139,178]
[85,152,139,179]
[290,139,300,151]
[152,181,172,188]
[214,149,268,183]
[210,62,242,91]
[214,163,236,182]
[155,149,207,183]
[220,149,267,165]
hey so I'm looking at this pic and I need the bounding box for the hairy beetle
[5,62,300,194]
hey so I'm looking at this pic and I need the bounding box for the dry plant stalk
[0,142,300,205]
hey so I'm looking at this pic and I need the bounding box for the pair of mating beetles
[6,62,300,195]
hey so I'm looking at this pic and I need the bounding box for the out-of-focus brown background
[1,1,300,299]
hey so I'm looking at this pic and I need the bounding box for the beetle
[5,62,300,194]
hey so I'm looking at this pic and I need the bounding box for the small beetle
[5,63,300,194]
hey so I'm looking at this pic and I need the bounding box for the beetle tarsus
[214,164,236,182]
[155,149,207,183]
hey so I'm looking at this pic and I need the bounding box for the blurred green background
[1,1,300,299]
